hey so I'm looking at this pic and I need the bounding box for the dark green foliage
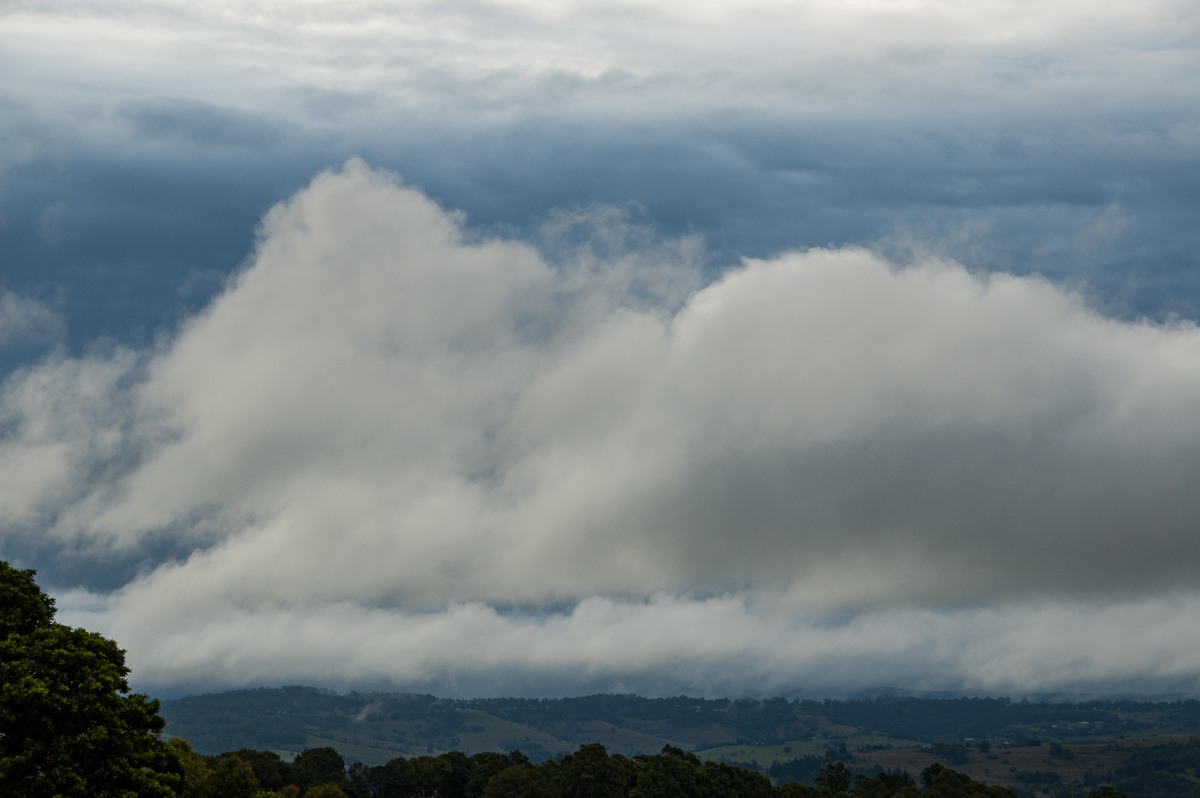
[292,746,348,790]
[365,755,414,797]
[1047,741,1075,760]
[697,760,774,798]
[920,763,1014,797]
[769,763,1006,797]
[820,697,1129,741]
[304,784,349,798]
[922,743,969,765]
[550,743,634,798]
[162,688,1200,763]
[0,564,55,636]
[630,746,701,798]
[0,561,180,797]
[168,738,211,798]
[346,761,371,798]
[403,753,465,797]
[482,764,560,797]
[210,754,259,798]
[853,769,915,798]
[436,750,474,797]
[157,687,1200,798]
[1087,787,1129,798]
[1108,737,1200,797]
[1011,770,1060,785]
[816,762,854,793]
[188,741,1025,798]
[228,747,290,789]
[768,754,826,785]
[467,752,527,798]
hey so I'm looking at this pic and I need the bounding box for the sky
[2,0,1200,700]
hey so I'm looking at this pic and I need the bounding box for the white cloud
[5,0,1195,121]
[113,590,1200,698]
[48,585,115,634]
[0,348,137,526]
[5,160,1198,695]
[0,291,61,346]
[3,0,1199,702]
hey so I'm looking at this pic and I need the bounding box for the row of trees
[0,561,1130,797]
[159,741,1144,798]
[166,740,1022,798]
[168,742,772,798]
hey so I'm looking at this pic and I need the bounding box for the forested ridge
[159,687,1200,796]
[168,741,1028,797]
[161,688,1200,760]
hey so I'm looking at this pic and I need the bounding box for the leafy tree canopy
[0,561,180,797]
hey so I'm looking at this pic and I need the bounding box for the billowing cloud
[3,0,1200,358]
[4,0,1200,699]
[5,161,1200,696]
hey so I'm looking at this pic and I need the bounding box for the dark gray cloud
[117,98,288,149]
[2,1,1198,338]
[5,107,1198,360]
[3,163,1200,698]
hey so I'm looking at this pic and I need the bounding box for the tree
[630,747,700,798]
[291,746,347,791]
[169,738,214,798]
[303,785,349,798]
[815,762,853,794]
[481,764,560,798]
[0,561,180,797]
[210,754,259,798]
[227,747,289,790]
[553,743,633,798]
[467,751,525,798]
[920,763,1015,797]
[696,760,774,798]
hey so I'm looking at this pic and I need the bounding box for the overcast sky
[3,0,1200,699]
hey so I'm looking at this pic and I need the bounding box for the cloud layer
[4,0,1200,360]
[5,161,1200,696]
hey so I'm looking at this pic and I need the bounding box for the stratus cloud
[8,160,1200,695]
[5,0,1199,363]
[111,592,1200,698]
[6,0,1195,118]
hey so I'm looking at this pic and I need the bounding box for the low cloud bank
[5,161,1200,696]
[106,592,1200,698]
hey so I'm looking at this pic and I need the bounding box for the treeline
[162,689,819,755]
[815,697,1175,741]
[169,740,1050,798]
[163,688,1200,758]
[1107,738,1200,797]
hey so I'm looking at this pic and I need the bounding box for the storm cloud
[3,161,1200,696]
[3,0,1200,697]
[4,0,1200,353]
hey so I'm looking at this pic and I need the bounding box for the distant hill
[164,688,807,763]
[159,689,1200,794]
[160,687,1200,762]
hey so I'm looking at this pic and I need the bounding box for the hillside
[160,689,1200,795]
